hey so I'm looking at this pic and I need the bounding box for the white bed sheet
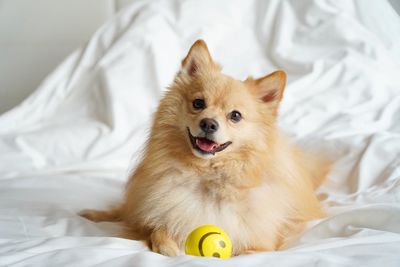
[1,0,400,266]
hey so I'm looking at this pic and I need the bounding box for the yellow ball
[185,225,232,259]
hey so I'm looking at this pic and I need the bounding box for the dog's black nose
[199,118,219,133]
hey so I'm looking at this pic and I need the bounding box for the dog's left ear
[180,39,215,76]
[247,70,287,114]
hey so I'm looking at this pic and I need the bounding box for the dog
[79,39,329,256]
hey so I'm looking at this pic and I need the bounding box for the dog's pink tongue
[196,138,218,152]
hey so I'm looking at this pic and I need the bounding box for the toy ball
[185,224,232,259]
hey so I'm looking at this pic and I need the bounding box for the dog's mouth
[187,128,232,155]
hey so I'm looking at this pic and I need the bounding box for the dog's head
[158,40,286,160]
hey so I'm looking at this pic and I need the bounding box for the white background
[0,0,134,114]
[0,0,400,115]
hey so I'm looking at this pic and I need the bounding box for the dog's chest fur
[139,164,286,253]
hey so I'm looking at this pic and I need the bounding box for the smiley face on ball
[185,225,232,259]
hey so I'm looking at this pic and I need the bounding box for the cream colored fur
[80,40,330,256]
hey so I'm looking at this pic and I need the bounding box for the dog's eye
[229,110,242,122]
[192,99,205,110]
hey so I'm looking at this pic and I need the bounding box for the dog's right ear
[246,70,287,115]
[180,40,214,76]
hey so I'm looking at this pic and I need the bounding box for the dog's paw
[242,246,272,255]
[152,241,180,257]
[243,250,258,255]
[150,228,181,257]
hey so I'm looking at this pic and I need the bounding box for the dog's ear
[181,40,214,76]
[248,70,287,114]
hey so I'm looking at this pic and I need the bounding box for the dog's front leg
[150,227,180,257]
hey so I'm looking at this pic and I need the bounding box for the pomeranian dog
[80,40,329,256]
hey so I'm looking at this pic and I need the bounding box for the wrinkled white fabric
[1,0,400,266]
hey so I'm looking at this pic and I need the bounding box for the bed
[1,0,400,266]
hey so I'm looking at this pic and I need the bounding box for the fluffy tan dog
[80,40,329,256]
